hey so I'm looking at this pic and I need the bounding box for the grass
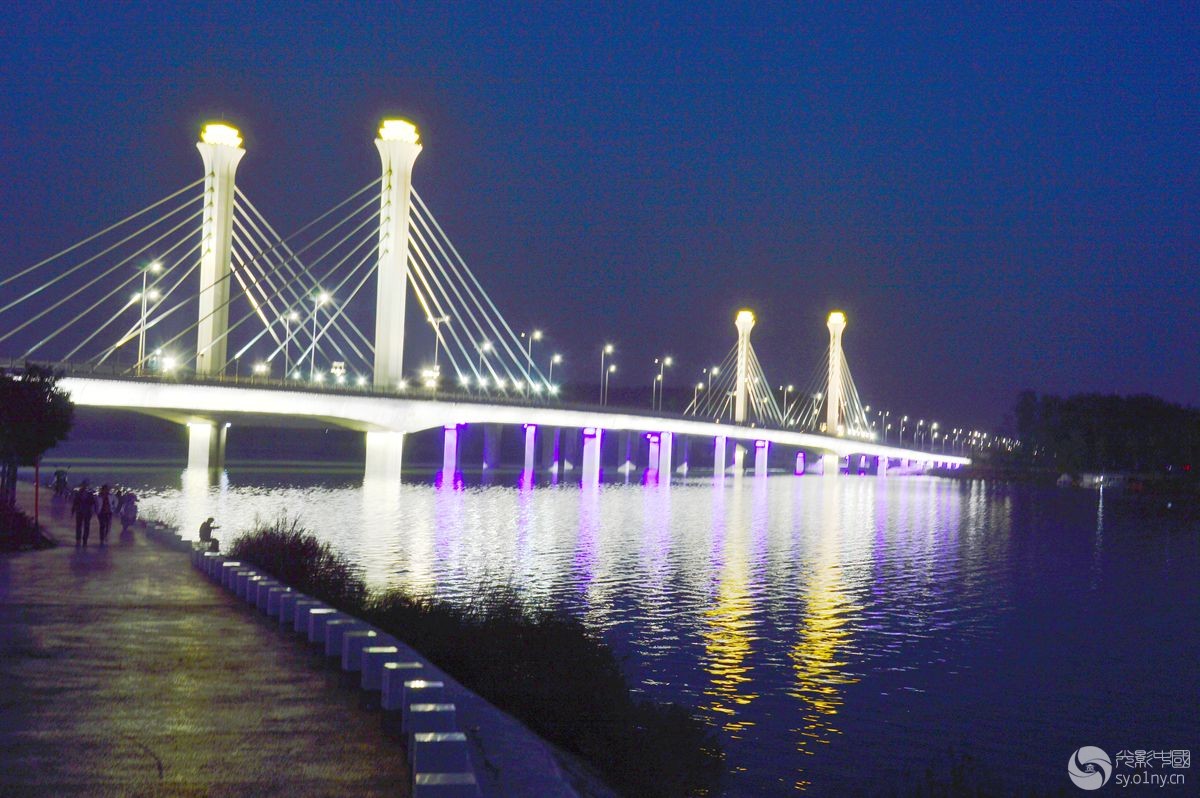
[229,516,723,797]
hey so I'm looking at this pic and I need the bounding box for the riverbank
[0,482,411,796]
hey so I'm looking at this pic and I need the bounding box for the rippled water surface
[110,468,1196,795]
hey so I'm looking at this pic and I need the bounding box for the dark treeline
[1014,391,1200,474]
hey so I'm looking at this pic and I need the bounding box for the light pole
[135,261,162,375]
[692,381,705,414]
[599,343,614,404]
[521,329,542,383]
[931,422,939,451]
[477,340,493,376]
[428,314,450,371]
[779,384,794,416]
[705,365,719,396]
[899,416,909,447]
[310,291,330,378]
[548,353,562,384]
[654,356,672,411]
[604,363,616,405]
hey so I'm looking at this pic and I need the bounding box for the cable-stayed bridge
[1,119,969,482]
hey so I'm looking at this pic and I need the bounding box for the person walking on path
[119,491,138,535]
[95,485,115,545]
[71,481,94,546]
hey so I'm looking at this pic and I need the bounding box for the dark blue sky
[2,2,1196,429]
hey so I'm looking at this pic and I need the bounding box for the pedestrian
[72,481,94,546]
[119,491,139,534]
[95,484,115,545]
[199,517,220,552]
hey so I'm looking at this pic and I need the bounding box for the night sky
[2,3,1196,430]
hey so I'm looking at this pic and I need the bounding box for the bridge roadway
[58,376,970,472]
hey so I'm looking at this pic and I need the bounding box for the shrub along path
[0,482,410,797]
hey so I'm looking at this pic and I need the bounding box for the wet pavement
[0,483,411,797]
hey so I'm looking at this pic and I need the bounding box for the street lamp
[548,353,562,384]
[477,340,493,375]
[704,365,719,396]
[520,329,542,381]
[899,415,909,447]
[779,384,794,415]
[653,356,673,411]
[135,260,162,375]
[604,363,616,405]
[600,343,614,404]
[310,291,330,378]
[692,381,705,413]
[428,314,450,371]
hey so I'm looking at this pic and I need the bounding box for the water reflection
[702,476,759,736]
[789,477,860,791]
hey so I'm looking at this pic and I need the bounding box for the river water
[69,463,1199,795]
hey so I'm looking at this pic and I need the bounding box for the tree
[0,364,74,521]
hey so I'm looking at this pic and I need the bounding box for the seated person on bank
[199,517,220,551]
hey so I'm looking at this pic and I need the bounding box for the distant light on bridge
[356,375,367,387]
[312,371,324,383]
[253,362,268,375]
[200,123,243,148]
[160,356,177,373]
[379,119,420,144]
[398,379,409,391]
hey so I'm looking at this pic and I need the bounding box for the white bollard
[341,630,383,672]
[406,703,458,738]
[411,732,471,776]
[412,772,480,798]
[324,619,368,657]
[266,586,294,617]
[400,680,446,724]
[254,581,280,612]
[231,570,257,596]
[306,608,342,644]
[380,664,426,710]
[278,592,308,626]
[242,574,269,602]
[360,646,401,691]
[293,600,326,634]
[201,553,225,577]
[218,561,243,587]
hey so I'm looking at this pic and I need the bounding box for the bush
[229,519,723,797]
[227,516,367,611]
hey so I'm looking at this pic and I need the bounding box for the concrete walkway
[0,483,410,797]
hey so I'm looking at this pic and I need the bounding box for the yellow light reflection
[701,479,758,736]
[788,479,860,791]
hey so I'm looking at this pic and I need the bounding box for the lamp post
[604,363,616,405]
[477,340,493,375]
[599,343,614,404]
[899,416,909,447]
[310,291,330,378]
[521,329,542,383]
[428,314,450,371]
[705,365,719,395]
[692,381,705,413]
[654,356,673,411]
[548,353,562,384]
[779,384,794,417]
[135,261,162,375]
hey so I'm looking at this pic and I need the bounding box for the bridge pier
[821,453,840,476]
[795,451,806,475]
[186,421,226,471]
[482,424,502,472]
[442,425,460,477]
[714,436,727,477]
[646,434,660,476]
[754,440,769,477]
[658,432,673,482]
[522,424,537,474]
[364,431,404,480]
[581,428,602,486]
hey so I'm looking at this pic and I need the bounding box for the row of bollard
[192,548,481,798]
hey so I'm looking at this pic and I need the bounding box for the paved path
[0,482,411,797]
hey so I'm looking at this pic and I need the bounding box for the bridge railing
[7,358,939,451]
